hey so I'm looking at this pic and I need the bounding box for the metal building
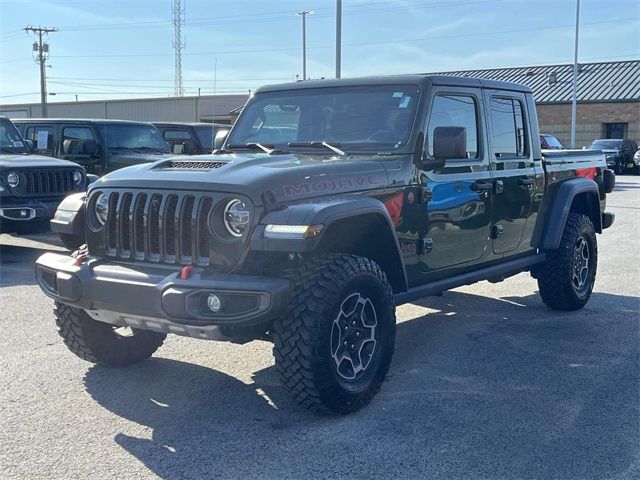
[436,60,640,147]
[0,94,248,125]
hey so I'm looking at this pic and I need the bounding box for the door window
[489,97,529,158]
[426,94,479,160]
[62,126,96,155]
[25,126,54,155]
[163,129,196,153]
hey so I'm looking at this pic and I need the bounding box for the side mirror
[24,139,34,152]
[81,140,98,156]
[213,129,229,151]
[421,126,466,170]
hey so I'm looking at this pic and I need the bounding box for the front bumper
[0,198,60,222]
[35,253,291,336]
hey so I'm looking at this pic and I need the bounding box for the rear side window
[426,94,479,160]
[25,126,55,155]
[489,97,528,158]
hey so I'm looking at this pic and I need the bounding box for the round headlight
[94,192,109,226]
[73,170,83,186]
[223,199,250,237]
[7,171,19,188]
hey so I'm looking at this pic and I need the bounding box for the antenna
[172,0,185,97]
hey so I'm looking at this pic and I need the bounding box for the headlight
[7,172,19,188]
[94,192,109,226]
[223,199,250,237]
[73,170,83,186]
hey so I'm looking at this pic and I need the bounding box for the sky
[0,0,638,105]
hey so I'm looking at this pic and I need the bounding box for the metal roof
[432,60,639,103]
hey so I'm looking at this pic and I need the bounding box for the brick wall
[537,101,640,148]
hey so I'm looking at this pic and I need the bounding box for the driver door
[60,126,99,170]
[418,88,493,275]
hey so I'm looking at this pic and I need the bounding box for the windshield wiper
[288,141,346,156]
[227,143,282,154]
[132,146,168,154]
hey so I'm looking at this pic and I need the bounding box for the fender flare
[251,196,408,293]
[538,178,601,250]
[50,192,86,238]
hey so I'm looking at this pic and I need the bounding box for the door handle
[470,181,492,192]
[518,178,534,187]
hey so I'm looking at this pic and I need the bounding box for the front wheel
[536,213,597,310]
[54,302,166,366]
[273,254,396,414]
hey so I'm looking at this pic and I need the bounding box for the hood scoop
[155,159,229,170]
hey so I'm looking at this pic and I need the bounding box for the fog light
[207,293,222,312]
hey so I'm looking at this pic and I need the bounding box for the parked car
[36,75,615,414]
[0,116,88,242]
[587,138,638,174]
[540,133,563,150]
[12,118,172,175]
[633,147,640,175]
[153,122,229,155]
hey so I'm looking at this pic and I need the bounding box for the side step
[393,253,546,306]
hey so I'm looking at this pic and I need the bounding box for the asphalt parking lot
[1,177,638,480]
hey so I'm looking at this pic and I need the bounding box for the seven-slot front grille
[103,191,215,266]
[16,169,80,196]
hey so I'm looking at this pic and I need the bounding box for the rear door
[418,87,493,274]
[485,92,538,255]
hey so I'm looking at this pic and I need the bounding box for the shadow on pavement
[83,290,639,480]
[0,233,67,287]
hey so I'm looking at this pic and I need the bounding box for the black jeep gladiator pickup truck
[0,116,88,240]
[35,75,615,414]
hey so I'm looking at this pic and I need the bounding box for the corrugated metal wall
[0,95,248,122]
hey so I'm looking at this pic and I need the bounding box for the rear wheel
[536,213,597,310]
[54,302,166,367]
[273,254,396,414]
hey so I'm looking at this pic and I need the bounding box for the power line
[46,18,639,60]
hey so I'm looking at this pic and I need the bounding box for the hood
[0,154,81,169]
[600,149,621,155]
[91,152,396,205]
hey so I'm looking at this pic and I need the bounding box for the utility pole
[172,0,185,97]
[295,11,313,80]
[336,0,342,78]
[24,25,57,117]
[570,0,580,149]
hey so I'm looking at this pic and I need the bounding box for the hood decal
[282,174,383,197]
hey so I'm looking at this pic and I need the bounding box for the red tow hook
[73,254,87,266]
[179,265,192,280]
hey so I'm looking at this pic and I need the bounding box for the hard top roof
[255,74,532,94]
[11,118,154,125]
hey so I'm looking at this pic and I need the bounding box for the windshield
[98,124,170,153]
[227,84,420,153]
[0,118,29,154]
[542,135,563,149]
[589,140,622,150]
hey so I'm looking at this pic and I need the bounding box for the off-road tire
[58,233,84,251]
[536,213,597,311]
[273,254,396,414]
[54,302,166,366]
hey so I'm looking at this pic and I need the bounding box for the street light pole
[570,0,580,149]
[336,0,342,78]
[295,11,313,80]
